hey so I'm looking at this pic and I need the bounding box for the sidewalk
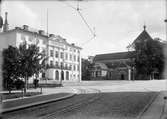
[1,87,77,113]
[138,91,167,119]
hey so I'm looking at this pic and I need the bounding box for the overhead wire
[77,10,95,37]
[60,0,96,46]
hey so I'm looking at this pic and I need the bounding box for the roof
[0,26,82,49]
[132,29,153,45]
[94,51,135,62]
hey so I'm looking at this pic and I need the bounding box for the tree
[82,59,93,80]
[2,46,20,93]
[2,43,45,93]
[18,42,45,93]
[134,38,164,80]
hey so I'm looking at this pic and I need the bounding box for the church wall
[107,68,128,80]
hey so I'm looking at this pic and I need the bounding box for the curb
[136,92,160,119]
[2,93,76,113]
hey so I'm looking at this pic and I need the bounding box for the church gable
[132,26,153,46]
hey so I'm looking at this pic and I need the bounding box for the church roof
[132,26,153,45]
[94,51,135,62]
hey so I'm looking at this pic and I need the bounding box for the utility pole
[164,0,167,99]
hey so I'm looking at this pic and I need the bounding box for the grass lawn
[2,92,42,100]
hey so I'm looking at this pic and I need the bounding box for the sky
[1,0,166,58]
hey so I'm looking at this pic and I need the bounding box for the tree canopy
[2,46,20,92]
[2,42,45,92]
[134,38,164,80]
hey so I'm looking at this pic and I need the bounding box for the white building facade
[0,25,82,82]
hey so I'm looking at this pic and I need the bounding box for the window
[55,70,59,80]
[77,56,80,62]
[74,55,76,61]
[70,54,72,61]
[50,60,53,66]
[74,49,76,52]
[74,65,76,71]
[50,50,54,57]
[65,63,68,68]
[55,61,58,67]
[55,51,59,58]
[77,65,79,71]
[66,71,69,80]
[65,53,68,60]
[70,64,72,70]
[61,62,63,68]
[60,52,64,59]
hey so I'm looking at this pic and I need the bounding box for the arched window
[66,71,69,80]
[55,70,59,80]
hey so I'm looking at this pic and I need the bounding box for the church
[91,26,162,80]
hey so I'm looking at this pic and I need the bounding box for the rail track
[42,88,101,119]
[3,88,101,119]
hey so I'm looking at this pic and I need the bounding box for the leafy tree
[82,59,93,80]
[2,46,20,93]
[18,42,45,93]
[134,38,164,80]
[2,43,45,93]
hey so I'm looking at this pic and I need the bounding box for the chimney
[3,12,9,32]
[23,25,29,30]
[0,1,3,30]
[71,43,75,46]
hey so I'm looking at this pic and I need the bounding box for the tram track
[42,88,101,119]
[3,88,101,119]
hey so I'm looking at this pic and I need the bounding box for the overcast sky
[1,0,166,58]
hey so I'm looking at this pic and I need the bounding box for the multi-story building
[0,12,82,82]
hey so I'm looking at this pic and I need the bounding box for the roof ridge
[96,51,130,56]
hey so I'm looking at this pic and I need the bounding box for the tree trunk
[24,74,28,93]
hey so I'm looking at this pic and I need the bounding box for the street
[2,80,167,119]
